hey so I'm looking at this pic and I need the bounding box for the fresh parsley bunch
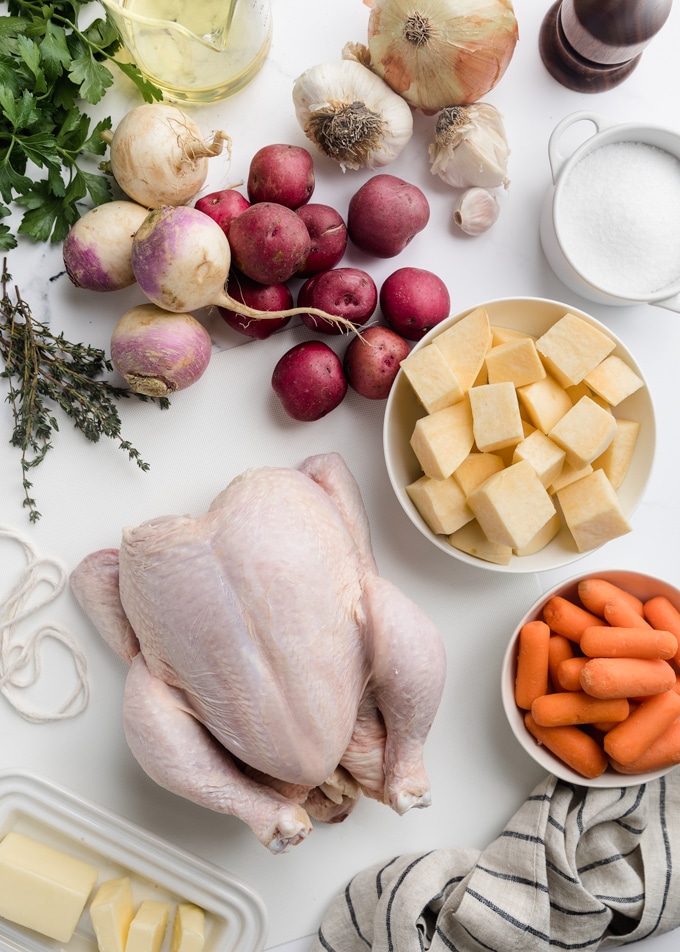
[0,0,162,251]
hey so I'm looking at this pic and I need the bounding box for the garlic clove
[292,58,413,171]
[429,103,511,190]
[454,187,500,235]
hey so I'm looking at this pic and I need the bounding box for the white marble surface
[2,1,680,951]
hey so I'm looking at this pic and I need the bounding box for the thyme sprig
[1,258,169,522]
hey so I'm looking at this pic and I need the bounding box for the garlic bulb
[454,187,500,235]
[429,103,510,189]
[292,58,414,171]
[364,0,519,114]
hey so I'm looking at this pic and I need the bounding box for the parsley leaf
[0,0,163,248]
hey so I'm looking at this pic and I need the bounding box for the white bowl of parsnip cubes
[383,297,655,573]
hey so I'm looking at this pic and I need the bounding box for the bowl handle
[547,112,613,183]
[652,293,680,313]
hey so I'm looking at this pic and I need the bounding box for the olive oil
[112,0,271,101]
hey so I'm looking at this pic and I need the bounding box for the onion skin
[366,0,519,113]
[110,304,212,397]
[63,201,149,291]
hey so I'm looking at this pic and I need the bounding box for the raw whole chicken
[70,453,446,853]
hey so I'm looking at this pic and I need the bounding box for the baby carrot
[515,620,551,710]
[524,713,608,779]
[556,656,588,691]
[548,635,574,689]
[580,625,678,661]
[577,578,644,618]
[644,596,680,665]
[603,598,652,629]
[542,595,607,643]
[604,690,680,765]
[580,657,676,699]
[609,719,680,774]
[532,691,629,727]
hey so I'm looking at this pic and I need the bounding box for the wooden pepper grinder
[539,0,673,92]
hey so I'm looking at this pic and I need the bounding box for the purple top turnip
[63,200,149,292]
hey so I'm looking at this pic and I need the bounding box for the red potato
[344,325,411,400]
[347,174,430,258]
[272,341,348,421]
[298,268,377,335]
[296,204,348,277]
[228,202,312,284]
[194,188,250,237]
[247,143,315,209]
[379,267,451,341]
[218,271,293,339]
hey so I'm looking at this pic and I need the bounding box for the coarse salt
[557,141,680,298]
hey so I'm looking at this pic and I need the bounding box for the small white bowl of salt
[540,111,680,312]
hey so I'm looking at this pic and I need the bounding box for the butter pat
[90,876,134,952]
[126,900,169,952]
[0,831,98,942]
[171,903,206,952]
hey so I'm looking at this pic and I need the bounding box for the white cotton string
[0,525,89,722]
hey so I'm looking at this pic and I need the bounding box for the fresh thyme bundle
[0,0,162,251]
[0,259,168,522]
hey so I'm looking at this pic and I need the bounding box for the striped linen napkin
[314,773,680,951]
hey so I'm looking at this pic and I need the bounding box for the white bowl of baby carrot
[502,570,680,785]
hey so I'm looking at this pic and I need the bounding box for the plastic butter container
[0,771,268,952]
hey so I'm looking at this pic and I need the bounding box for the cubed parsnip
[468,381,524,452]
[512,429,566,488]
[535,312,616,387]
[548,395,617,468]
[399,344,464,414]
[491,325,535,347]
[557,468,632,552]
[90,876,133,952]
[517,374,572,433]
[432,306,492,390]
[409,399,474,479]
[584,355,644,406]
[406,474,473,535]
[513,511,562,556]
[593,418,641,489]
[485,337,546,388]
[548,460,593,494]
[565,380,611,410]
[467,459,557,550]
[447,519,512,565]
[453,451,505,497]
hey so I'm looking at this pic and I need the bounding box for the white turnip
[131,206,358,332]
[247,144,315,208]
[298,268,377,335]
[272,341,347,421]
[218,272,293,339]
[380,267,450,341]
[110,304,212,397]
[228,202,312,284]
[344,325,411,399]
[296,204,348,276]
[63,200,149,291]
[101,103,231,208]
[194,188,250,237]
[347,174,430,258]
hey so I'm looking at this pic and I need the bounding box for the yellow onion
[363,0,519,114]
